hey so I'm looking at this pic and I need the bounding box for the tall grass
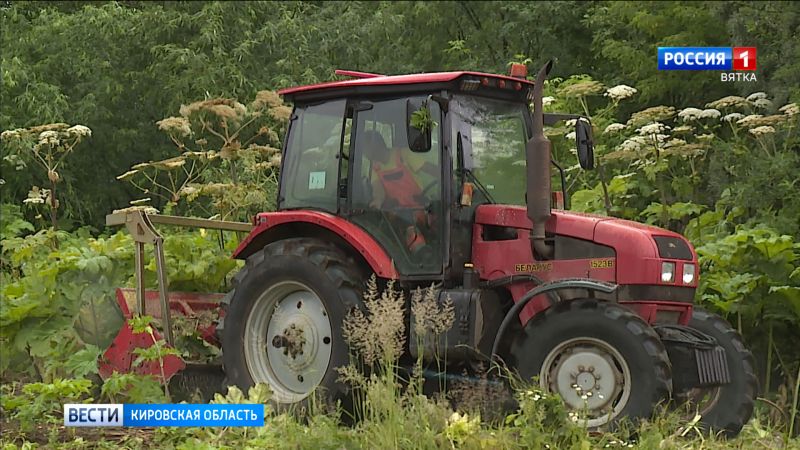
[326,279,794,449]
[2,280,797,449]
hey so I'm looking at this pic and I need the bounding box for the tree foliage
[2,1,798,225]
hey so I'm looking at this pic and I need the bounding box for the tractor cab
[276,65,592,278]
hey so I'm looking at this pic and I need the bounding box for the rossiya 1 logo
[657,47,757,82]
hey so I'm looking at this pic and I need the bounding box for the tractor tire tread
[523,299,673,396]
[510,298,672,428]
[689,309,757,436]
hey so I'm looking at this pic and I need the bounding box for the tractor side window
[280,100,346,212]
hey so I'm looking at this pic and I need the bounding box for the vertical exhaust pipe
[527,60,554,259]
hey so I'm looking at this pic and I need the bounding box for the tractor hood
[474,204,698,285]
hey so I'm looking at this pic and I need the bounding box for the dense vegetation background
[1,1,799,448]
[2,1,799,227]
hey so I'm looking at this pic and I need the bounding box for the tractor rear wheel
[509,299,672,428]
[675,309,757,437]
[220,238,364,407]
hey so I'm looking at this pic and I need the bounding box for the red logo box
[733,47,757,71]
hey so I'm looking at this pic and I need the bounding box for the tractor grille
[653,236,693,260]
[696,346,731,386]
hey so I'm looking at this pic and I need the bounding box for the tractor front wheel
[220,238,364,406]
[675,309,757,437]
[510,299,672,428]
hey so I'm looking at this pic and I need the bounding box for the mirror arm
[551,159,568,209]
[543,112,585,126]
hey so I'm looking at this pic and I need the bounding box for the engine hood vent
[653,236,693,260]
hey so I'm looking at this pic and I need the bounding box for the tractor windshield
[452,95,530,206]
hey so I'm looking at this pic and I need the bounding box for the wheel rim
[244,280,332,403]
[540,337,632,428]
[678,386,722,416]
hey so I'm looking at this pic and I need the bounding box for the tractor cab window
[452,96,529,206]
[280,100,346,212]
[350,97,444,275]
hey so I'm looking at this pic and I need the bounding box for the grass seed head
[411,285,454,337]
[342,276,406,366]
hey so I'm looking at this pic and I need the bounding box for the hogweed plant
[0,123,92,230]
[118,90,289,221]
[544,79,799,235]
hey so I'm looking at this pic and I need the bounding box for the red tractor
[105,62,756,433]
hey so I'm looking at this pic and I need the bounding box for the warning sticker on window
[309,171,326,190]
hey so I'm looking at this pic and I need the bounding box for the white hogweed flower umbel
[38,130,60,146]
[737,114,763,127]
[619,138,644,152]
[156,117,193,137]
[706,96,749,109]
[604,123,626,134]
[749,126,775,136]
[722,113,744,122]
[605,84,638,101]
[779,103,799,116]
[664,138,687,147]
[677,107,703,121]
[66,125,92,137]
[752,98,773,109]
[1,129,23,140]
[637,122,670,135]
[746,92,767,102]
[699,109,721,119]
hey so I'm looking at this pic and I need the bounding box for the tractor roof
[278,70,535,103]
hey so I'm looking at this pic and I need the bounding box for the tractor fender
[232,211,400,279]
[490,278,618,360]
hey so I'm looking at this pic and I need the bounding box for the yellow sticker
[515,262,553,272]
[590,259,615,269]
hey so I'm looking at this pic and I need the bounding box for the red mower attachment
[99,288,225,381]
[101,210,252,394]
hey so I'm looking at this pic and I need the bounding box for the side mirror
[406,98,432,152]
[576,119,594,170]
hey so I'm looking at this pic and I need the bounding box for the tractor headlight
[661,262,675,283]
[683,263,695,284]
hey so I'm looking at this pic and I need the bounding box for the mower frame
[105,210,252,346]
